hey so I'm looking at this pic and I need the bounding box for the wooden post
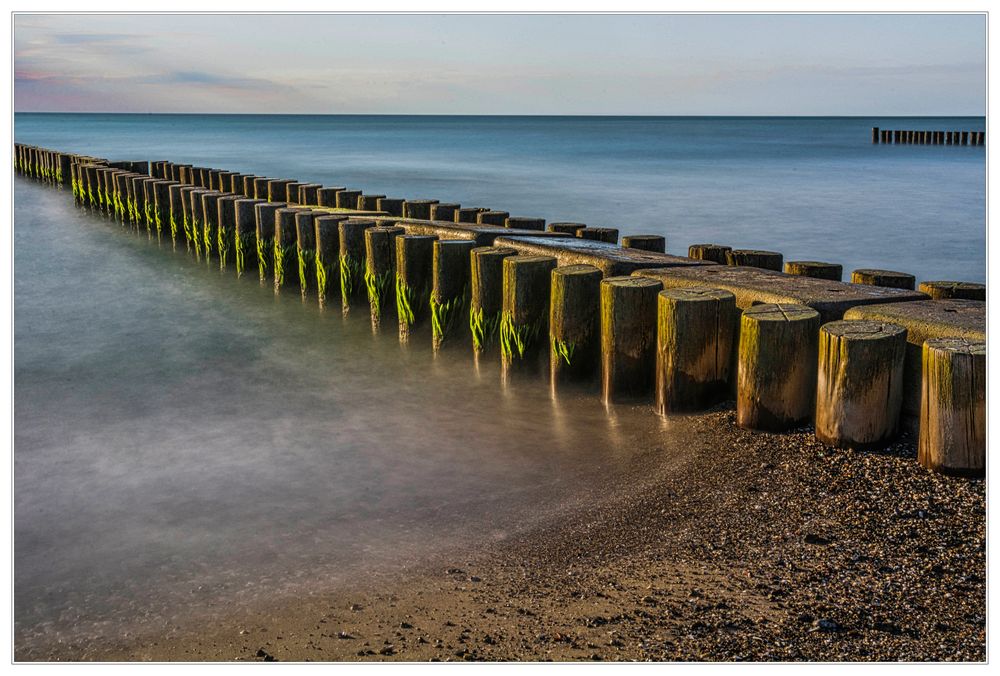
[688,244,732,264]
[917,338,985,477]
[430,203,460,222]
[961,131,969,145]
[548,222,587,235]
[431,240,478,349]
[396,234,438,340]
[578,227,619,244]
[178,186,199,242]
[402,199,439,220]
[872,127,880,143]
[295,211,317,295]
[268,179,293,203]
[783,260,843,281]
[274,208,301,291]
[315,215,348,306]
[284,181,303,204]
[254,202,285,280]
[815,320,907,449]
[340,219,378,313]
[549,264,603,387]
[470,246,517,352]
[376,197,404,217]
[200,191,225,257]
[737,303,820,431]
[456,207,487,223]
[234,198,264,277]
[186,188,212,251]
[655,287,737,414]
[299,183,322,205]
[726,249,783,271]
[364,225,405,328]
[622,235,666,253]
[317,187,344,208]
[336,189,362,210]
[477,210,509,226]
[168,183,186,241]
[359,194,386,211]
[917,281,986,301]
[600,276,662,403]
[242,175,258,197]
[851,268,916,290]
[500,255,557,373]
[217,195,239,268]
[506,217,546,231]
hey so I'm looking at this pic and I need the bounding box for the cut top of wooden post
[851,268,916,290]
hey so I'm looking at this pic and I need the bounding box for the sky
[13,14,987,115]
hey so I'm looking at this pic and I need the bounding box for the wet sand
[22,409,985,663]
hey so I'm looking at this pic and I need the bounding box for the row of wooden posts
[872,127,985,146]
[14,143,986,477]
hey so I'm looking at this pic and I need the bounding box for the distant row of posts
[872,127,984,145]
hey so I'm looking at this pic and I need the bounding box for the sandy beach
[23,408,984,663]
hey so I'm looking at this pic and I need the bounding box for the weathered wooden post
[872,127,879,143]
[500,255,557,373]
[917,281,986,301]
[200,191,226,257]
[578,227,619,244]
[340,219,377,313]
[456,207,487,223]
[477,210,509,226]
[295,211,317,295]
[622,235,666,253]
[217,195,239,268]
[506,217,546,231]
[364,225,405,328]
[359,194,386,211]
[815,320,907,449]
[946,131,953,145]
[318,187,345,208]
[254,202,285,280]
[784,260,843,281]
[688,244,732,264]
[284,181,303,204]
[234,199,264,276]
[336,189,362,210]
[961,131,969,145]
[726,249,783,271]
[186,188,211,251]
[548,222,587,235]
[268,179,293,203]
[253,177,271,200]
[430,203,460,222]
[242,175,259,197]
[737,303,820,431]
[154,180,175,237]
[168,183,187,240]
[404,199,438,220]
[917,338,985,477]
[549,264,603,387]
[299,183,322,206]
[376,197,404,217]
[114,173,131,221]
[470,246,518,352]
[600,276,662,403]
[396,234,438,340]
[274,208,301,291]
[851,268,916,290]
[142,178,160,231]
[431,240,478,349]
[315,215,348,306]
[655,287,737,414]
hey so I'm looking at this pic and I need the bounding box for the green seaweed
[191,217,203,255]
[364,268,393,319]
[56,170,62,183]
[500,312,542,361]
[256,235,272,279]
[431,287,469,345]
[145,202,155,230]
[171,215,180,240]
[236,232,254,276]
[297,248,316,292]
[87,185,96,206]
[316,251,330,301]
[274,242,296,287]
[551,336,577,366]
[203,222,214,256]
[155,207,164,235]
[470,307,503,352]
[217,228,231,267]
[340,254,362,301]
[182,213,193,244]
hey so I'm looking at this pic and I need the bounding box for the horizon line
[13,111,987,118]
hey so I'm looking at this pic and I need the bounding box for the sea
[12,114,986,654]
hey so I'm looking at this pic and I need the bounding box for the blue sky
[13,14,986,115]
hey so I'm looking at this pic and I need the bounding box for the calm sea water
[13,115,986,654]
[15,114,986,282]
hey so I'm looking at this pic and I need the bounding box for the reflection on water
[14,178,685,651]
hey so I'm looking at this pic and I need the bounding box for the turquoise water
[15,113,986,283]
[13,114,986,655]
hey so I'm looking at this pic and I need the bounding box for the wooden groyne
[871,127,985,146]
[15,142,987,477]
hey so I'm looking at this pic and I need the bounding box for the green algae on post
[499,255,557,373]
[395,235,437,340]
[549,264,603,386]
[364,226,405,328]
[469,246,517,352]
[314,215,347,307]
[339,219,376,313]
[295,211,317,295]
[431,239,476,349]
